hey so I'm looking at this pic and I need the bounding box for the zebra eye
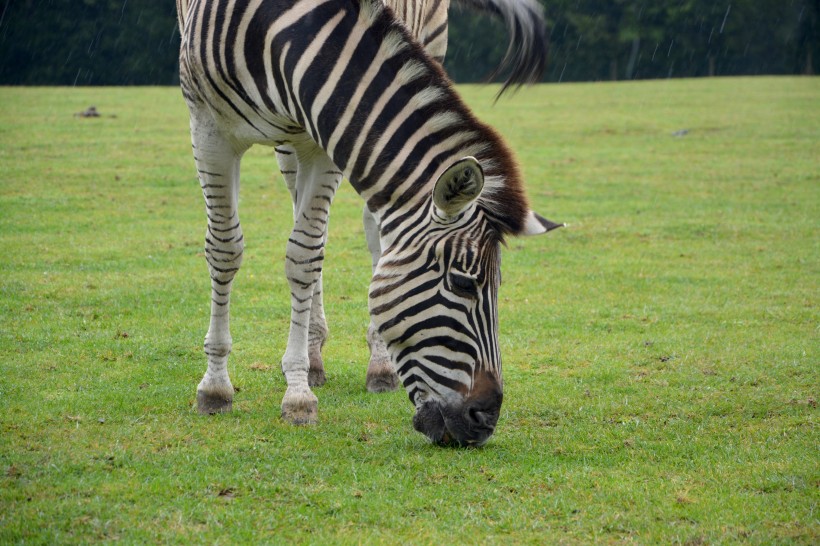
[449,273,478,298]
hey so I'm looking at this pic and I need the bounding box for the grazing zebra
[177,0,561,446]
[360,0,547,394]
[266,0,548,395]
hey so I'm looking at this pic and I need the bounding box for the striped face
[369,158,504,447]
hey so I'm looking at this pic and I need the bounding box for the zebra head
[369,156,559,447]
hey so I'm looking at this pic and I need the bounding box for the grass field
[0,77,818,544]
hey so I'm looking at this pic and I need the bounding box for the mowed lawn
[0,77,817,544]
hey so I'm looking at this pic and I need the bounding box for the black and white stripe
[178,0,558,446]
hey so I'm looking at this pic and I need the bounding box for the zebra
[177,0,561,446]
[269,0,548,395]
[357,0,547,395]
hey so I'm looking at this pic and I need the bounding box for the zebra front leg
[277,144,328,387]
[280,146,340,424]
[363,206,399,393]
[188,108,247,414]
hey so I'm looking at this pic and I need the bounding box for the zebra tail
[452,0,548,95]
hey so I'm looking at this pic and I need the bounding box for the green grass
[1,77,818,544]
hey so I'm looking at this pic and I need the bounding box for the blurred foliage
[447,0,819,83]
[0,0,180,85]
[0,0,817,85]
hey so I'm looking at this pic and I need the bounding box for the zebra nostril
[465,404,497,430]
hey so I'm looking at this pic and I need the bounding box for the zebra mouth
[412,397,501,448]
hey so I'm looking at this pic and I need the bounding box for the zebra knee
[205,229,244,286]
[284,237,324,295]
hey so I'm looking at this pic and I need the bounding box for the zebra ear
[433,156,484,220]
[521,210,565,236]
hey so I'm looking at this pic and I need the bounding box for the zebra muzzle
[412,386,503,448]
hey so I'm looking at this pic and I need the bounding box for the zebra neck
[275,0,524,238]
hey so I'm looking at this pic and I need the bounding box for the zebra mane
[364,0,533,237]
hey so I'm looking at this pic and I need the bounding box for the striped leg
[280,143,341,424]
[363,206,400,393]
[277,145,328,387]
[189,106,247,414]
[306,275,329,387]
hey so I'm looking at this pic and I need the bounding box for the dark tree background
[0,0,181,85]
[0,0,817,85]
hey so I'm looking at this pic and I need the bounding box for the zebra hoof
[308,367,326,387]
[196,390,233,415]
[366,370,400,393]
[281,387,318,425]
[308,347,327,387]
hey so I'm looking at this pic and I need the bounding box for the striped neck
[271,0,531,240]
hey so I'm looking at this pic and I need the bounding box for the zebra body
[178,0,558,446]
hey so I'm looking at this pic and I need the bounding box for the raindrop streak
[119,0,129,25]
[0,1,8,28]
[87,29,104,56]
[667,39,674,57]
[720,5,731,34]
